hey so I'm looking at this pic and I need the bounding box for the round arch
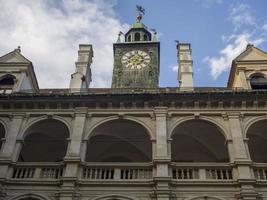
[0,74,16,86]
[19,116,71,140]
[91,194,139,200]
[246,118,267,162]
[84,116,154,140]
[170,118,229,162]
[18,118,70,162]
[184,196,227,200]
[85,118,152,162]
[7,193,51,200]
[248,72,267,89]
[169,116,230,140]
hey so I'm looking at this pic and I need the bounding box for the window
[0,74,15,86]
[144,34,148,41]
[250,74,267,89]
[127,35,131,42]
[134,32,140,41]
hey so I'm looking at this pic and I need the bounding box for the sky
[0,0,267,88]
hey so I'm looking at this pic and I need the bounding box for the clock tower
[111,6,160,88]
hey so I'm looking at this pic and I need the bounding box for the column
[0,113,24,179]
[225,112,258,199]
[153,107,171,200]
[61,107,87,192]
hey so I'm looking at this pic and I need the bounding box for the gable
[0,49,31,63]
[234,46,267,61]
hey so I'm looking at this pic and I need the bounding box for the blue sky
[0,0,266,88]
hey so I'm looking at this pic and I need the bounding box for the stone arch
[91,194,139,200]
[85,117,152,162]
[18,118,70,162]
[19,115,71,139]
[7,193,51,200]
[170,117,229,162]
[169,116,230,140]
[246,118,267,162]
[184,196,227,200]
[85,116,154,140]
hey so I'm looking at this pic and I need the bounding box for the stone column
[153,107,171,200]
[224,112,258,199]
[61,107,87,193]
[0,113,24,179]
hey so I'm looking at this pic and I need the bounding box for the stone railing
[10,162,64,179]
[253,164,267,181]
[81,162,153,180]
[171,163,233,181]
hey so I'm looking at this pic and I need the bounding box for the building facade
[1,8,267,200]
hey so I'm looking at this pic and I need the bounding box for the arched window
[0,74,16,87]
[144,34,148,41]
[134,32,140,41]
[250,74,267,89]
[127,35,131,42]
[171,119,229,162]
[19,119,69,162]
[86,119,151,162]
[247,120,267,162]
[0,123,5,150]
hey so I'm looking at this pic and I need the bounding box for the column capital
[74,107,88,115]
[222,112,244,119]
[154,107,168,115]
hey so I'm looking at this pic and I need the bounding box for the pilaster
[224,112,256,200]
[153,107,171,200]
[0,113,25,180]
[61,107,87,191]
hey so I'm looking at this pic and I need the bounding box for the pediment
[234,46,267,61]
[0,49,31,63]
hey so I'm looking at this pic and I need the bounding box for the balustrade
[10,163,64,179]
[81,163,152,180]
[253,164,267,180]
[171,163,233,181]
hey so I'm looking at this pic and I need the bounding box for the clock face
[121,50,151,69]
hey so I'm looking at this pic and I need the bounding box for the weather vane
[136,5,145,22]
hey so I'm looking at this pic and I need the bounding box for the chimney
[177,43,194,91]
[69,44,93,92]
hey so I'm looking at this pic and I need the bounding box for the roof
[228,44,267,88]
[0,47,31,63]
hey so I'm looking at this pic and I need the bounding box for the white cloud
[229,4,255,30]
[263,23,267,32]
[204,33,265,79]
[0,0,128,88]
[170,65,178,73]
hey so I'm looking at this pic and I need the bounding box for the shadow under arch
[171,118,229,162]
[91,194,139,200]
[85,118,152,162]
[18,118,70,162]
[246,118,267,162]
[7,193,51,200]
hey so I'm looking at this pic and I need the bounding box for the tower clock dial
[121,50,151,69]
